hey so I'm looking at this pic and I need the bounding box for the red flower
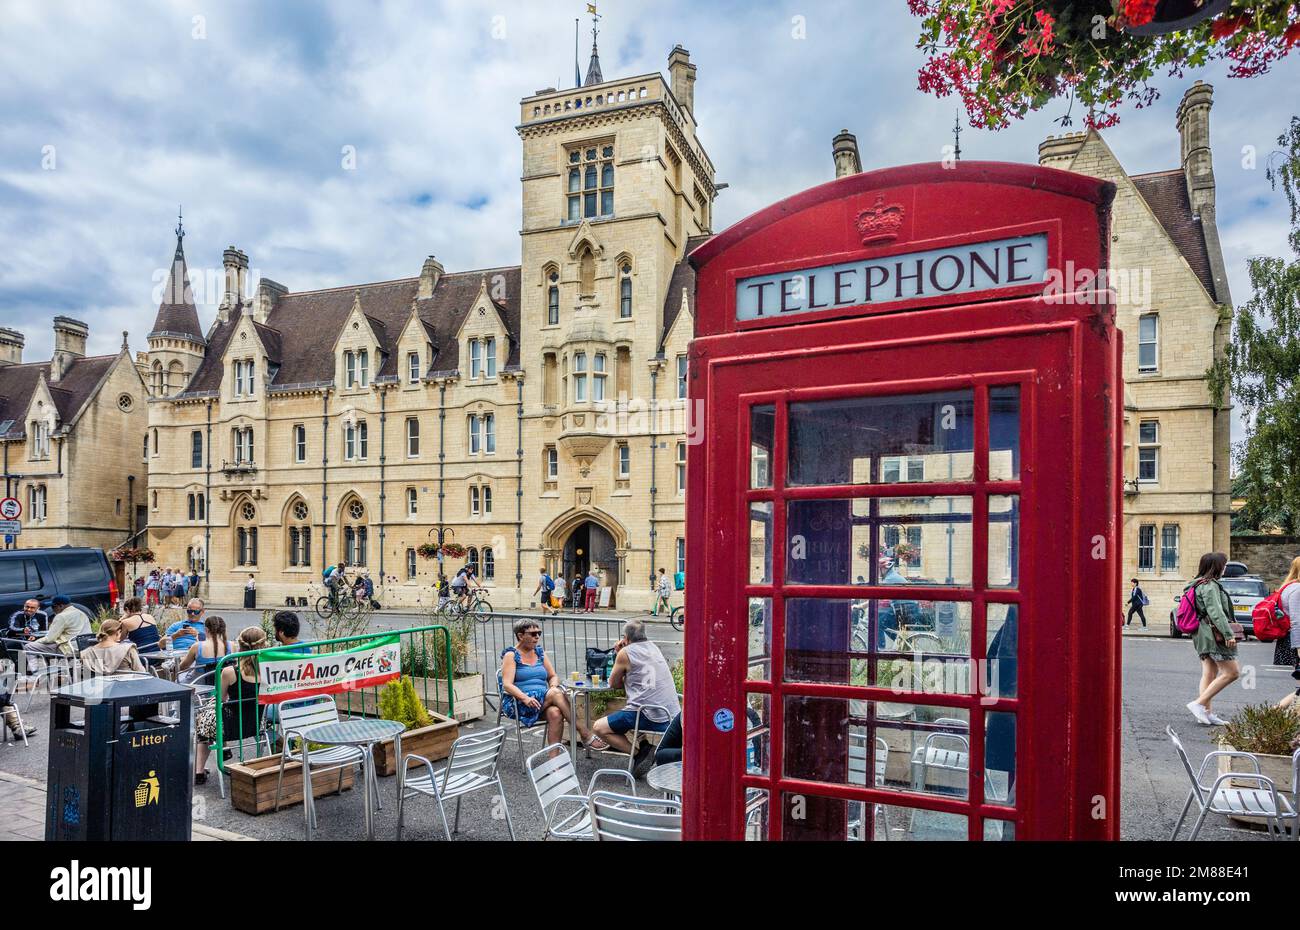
[1284,22,1300,48]
[1211,14,1251,39]
[1123,0,1158,27]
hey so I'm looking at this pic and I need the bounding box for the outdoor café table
[560,679,620,764]
[301,718,404,841]
[646,761,683,800]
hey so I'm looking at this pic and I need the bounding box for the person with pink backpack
[1181,552,1240,726]
[1268,556,1300,711]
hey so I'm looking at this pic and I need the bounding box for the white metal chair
[526,742,636,839]
[592,702,674,775]
[496,662,553,770]
[588,790,682,841]
[848,733,890,840]
[1167,725,1299,841]
[273,696,373,839]
[910,717,971,794]
[398,726,514,841]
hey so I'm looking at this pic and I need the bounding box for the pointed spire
[149,210,205,345]
[583,3,603,86]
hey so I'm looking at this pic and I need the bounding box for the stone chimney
[1177,81,1216,217]
[51,316,88,382]
[219,246,250,320]
[252,278,287,325]
[668,46,696,116]
[0,327,24,367]
[833,130,862,178]
[1037,132,1088,170]
[418,256,445,299]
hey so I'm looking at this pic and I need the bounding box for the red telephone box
[684,162,1123,841]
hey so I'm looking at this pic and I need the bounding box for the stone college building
[145,43,712,609]
[143,38,1230,614]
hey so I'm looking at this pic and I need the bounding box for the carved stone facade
[144,46,714,609]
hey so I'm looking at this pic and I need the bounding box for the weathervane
[952,111,963,162]
[175,205,184,242]
[587,2,600,46]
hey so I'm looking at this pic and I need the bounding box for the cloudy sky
[1,0,1297,373]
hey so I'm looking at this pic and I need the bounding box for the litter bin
[45,676,193,841]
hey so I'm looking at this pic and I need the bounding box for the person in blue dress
[499,618,591,747]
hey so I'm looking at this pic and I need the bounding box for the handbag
[585,646,615,677]
[1274,637,1299,670]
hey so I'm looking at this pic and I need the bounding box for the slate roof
[0,355,118,439]
[661,235,712,349]
[183,266,521,396]
[1130,169,1218,303]
[149,239,206,344]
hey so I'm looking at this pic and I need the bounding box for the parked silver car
[1168,574,1269,639]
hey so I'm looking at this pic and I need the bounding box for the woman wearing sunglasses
[500,618,594,748]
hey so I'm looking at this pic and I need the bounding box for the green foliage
[1217,702,1300,756]
[91,604,119,633]
[378,677,433,732]
[404,613,472,680]
[1212,117,1300,534]
[670,657,685,696]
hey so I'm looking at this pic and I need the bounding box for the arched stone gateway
[540,509,628,607]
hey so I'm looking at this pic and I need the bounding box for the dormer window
[345,351,357,388]
[29,421,50,460]
[408,352,421,384]
[358,349,369,387]
[470,340,482,378]
[233,359,256,397]
[485,338,497,378]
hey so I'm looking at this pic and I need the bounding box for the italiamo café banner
[256,634,401,704]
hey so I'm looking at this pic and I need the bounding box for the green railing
[212,624,455,777]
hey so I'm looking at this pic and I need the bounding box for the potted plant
[1214,703,1300,826]
[402,614,485,721]
[369,677,460,777]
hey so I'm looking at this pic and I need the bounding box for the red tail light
[108,577,119,605]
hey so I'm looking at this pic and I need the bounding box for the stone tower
[515,37,717,594]
[146,217,206,397]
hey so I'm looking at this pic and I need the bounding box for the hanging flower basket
[439,543,467,560]
[416,543,441,561]
[893,541,920,566]
[417,542,468,561]
[909,0,1299,131]
[109,547,155,564]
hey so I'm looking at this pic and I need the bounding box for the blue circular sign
[713,708,735,733]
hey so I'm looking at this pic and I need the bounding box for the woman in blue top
[500,618,592,747]
[177,616,231,684]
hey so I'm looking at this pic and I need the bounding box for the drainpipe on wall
[649,361,660,587]
[378,385,387,584]
[204,400,212,589]
[321,390,330,563]
[515,375,524,593]
[437,381,446,582]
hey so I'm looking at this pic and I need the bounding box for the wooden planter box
[225,754,354,816]
[372,712,461,777]
[332,674,485,723]
[1217,745,1298,828]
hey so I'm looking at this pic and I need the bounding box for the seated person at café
[177,616,232,684]
[654,713,682,766]
[263,610,310,739]
[79,619,148,676]
[6,598,48,641]
[0,674,36,739]
[589,620,681,776]
[195,626,267,786]
[500,618,591,748]
[25,596,91,660]
[164,598,207,652]
[118,597,161,653]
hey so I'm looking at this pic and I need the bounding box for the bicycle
[314,585,364,622]
[438,589,494,622]
[670,604,684,632]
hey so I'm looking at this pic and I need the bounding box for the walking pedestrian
[653,567,672,616]
[551,573,567,613]
[1125,577,1148,627]
[583,569,599,613]
[1271,557,1300,711]
[1184,552,1240,726]
[532,567,556,615]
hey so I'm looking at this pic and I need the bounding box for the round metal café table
[646,761,683,799]
[560,679,619,764]
[302,718,405,841]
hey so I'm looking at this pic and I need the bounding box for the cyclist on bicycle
[451,564,481,609]
[323,562,348,606]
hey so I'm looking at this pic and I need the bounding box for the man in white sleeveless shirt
[590,619,681,777]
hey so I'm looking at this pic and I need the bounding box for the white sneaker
[1207,712,1229,726]
[1186,701,1212,726]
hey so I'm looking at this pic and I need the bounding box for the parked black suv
[0,547,116,625]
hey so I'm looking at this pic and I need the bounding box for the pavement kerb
[0,769,258,842]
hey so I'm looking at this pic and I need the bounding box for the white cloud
[0,0,1295,458]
